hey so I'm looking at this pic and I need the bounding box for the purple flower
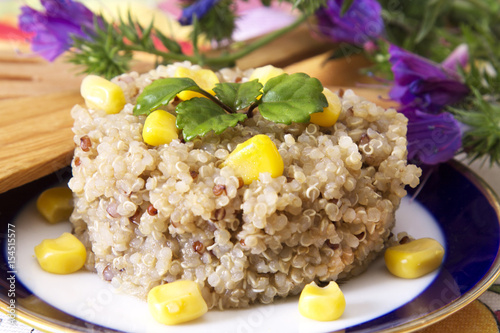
[179,0,220,26]
[315,0,384,45]
[402,108,462,165]
[18,0,97,61]
[389,44,470,113]
[442,43,469,72]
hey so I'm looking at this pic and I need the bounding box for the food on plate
[220,134,284,185]
[174,66,219,101]
[36,187,74,224]
[68,62,421,310]
[310,88,342,127]
[81,75,126,115]
[142,110,179,146]
[298,281,346,321]
[148,280,208,325]
[384,237,445,279]
[249,64,285,87]
[34,232,86,274]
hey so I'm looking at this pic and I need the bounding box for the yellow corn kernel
[221,134,284,185]
[80,75,126,114]
[174,67,219,101]
[34,233,87,274]
[299,281,346,321]
[148,280,208,325]
[385,238,445,279]
[36,187,73,224]
[142,110,179,146]
[310,88,341,127]
[249,65,285,86]
[249,65,285,100]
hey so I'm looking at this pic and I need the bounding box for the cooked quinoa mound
[69,62,421,309]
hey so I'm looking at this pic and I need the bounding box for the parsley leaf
[176,98,247,141]
[133,77,204,116]
[213,80,263,111]
[258,73,328,124]
[133,72,328,141]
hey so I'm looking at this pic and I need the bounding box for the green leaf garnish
[259,73,328,124]
[213,80,263,111]
[133,78,203,116]
[134,72,327,141]
[176,98,248,141]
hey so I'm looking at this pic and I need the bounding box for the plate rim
[1,160,500,333]
[364,160,500,333]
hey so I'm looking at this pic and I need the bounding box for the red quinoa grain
[147,204,158,216]
[213,184,226,196]
[193,241,204,254]
[80,135,92,152]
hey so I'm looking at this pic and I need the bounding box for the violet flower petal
[442,44,469,73]
[18,0,97,61]
[389,45,469,113]
[402,108,462,164]
[31,31,67,61]
[18,7,45,33]
[315,0,384,45]
[390,48,448,84]
[42,0,94,26]
[179,0,220,26]
[408,79,471,112]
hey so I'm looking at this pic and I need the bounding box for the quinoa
[68,62,421,309]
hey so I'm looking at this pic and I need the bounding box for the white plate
[2,161,500,332]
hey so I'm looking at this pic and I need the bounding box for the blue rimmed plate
[1,161,499,333]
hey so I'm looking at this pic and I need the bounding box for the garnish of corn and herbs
[18,0,500,168]
[133,73,327,141]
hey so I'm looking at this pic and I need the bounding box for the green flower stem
[203,14,309,66]
[123,44,198,62]
[123,14,309,67]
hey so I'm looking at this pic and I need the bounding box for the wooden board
[0,92,82,193]
[0,50,82,100]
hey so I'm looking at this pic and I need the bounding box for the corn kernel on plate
[1,161,500,333]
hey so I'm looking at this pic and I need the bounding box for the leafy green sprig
[444,18,500,166]
[449,51,500,166]
[451,88,500,166]
[133,73,327,141]
[67,0,323,79]
[68,17,134,78]
[193,0,237,42]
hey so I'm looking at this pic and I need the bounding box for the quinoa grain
[80,135,92,152]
